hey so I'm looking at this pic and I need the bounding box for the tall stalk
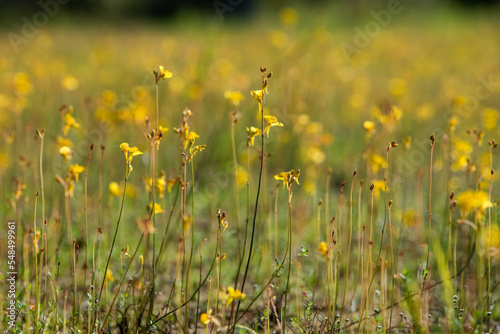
[340,170,357,322]
[92,164,128,333]
[233,67,271,331]
[421,135,435,302]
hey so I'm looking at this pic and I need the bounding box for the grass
[1,3,500,333]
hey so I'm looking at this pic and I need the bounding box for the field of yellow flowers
[1,3,500,333]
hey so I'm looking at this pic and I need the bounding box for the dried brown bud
[101,145,106,151]
[267,72,273,78]
[370,183,375,191]
[492,169,495,175]
[260,67,267,72]
[388,200,393,207]
[430,133,435,144]
[318,199,323,206]
[353,169,357,177]
[90,143,94,150]
[450,191,454,200]
[391,141,398,148]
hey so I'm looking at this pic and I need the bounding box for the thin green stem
[92,166,128,334]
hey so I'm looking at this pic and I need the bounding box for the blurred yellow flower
[456,190,492,218]
[200,310,211,325]
[184,131,199,150]
[484,108,499,131]
[318,241,328,256]
[227,287,246,307]
[63,105,80,135]
[388,78,407,96]
[13,72,32,95]
[61,75,79,91]
[109,182,121,197]
[371,180,387,199]
[263,115,284,138]
[105,270,115,283]
[224,91,244,107]
[68,164,85,182]
[149,202,164,214]
[59,146,73,162]
[280,7,298,25]
[246,126,261,147]
[449,117,458,133]
[271,30,288,48]
[369,154,386,174]
[363,120,375,133]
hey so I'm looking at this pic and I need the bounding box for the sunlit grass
[1,4,500,333]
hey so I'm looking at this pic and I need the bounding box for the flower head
[154,65,173,83]
[246,126,261,147]
[274,169,300,189]
[109,181,121,197]
[318,241,328,256]
[59,146,73,162]
[120,142,143,176]
[62,105,80,135]
[227,287,246,307]
[263,115,284,138]
[363,120,375,134]
[456,190,492,219]
[224,91,244,107]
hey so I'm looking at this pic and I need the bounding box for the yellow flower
[370,180,387,199]
[449,117,458,133]
[484,108,499,131]
[227,287,246,307]
[68,164,85,182]
[167,178,178,193]
[200,310,211,325]
[184,131,199,150]
[156,173,167,199]
[13,72,32,95]
[251,89,264,109]
[63,105,80,135]
[263,115,284,138]
[200,309,220,326]
[189,144,206,162]
[59,146,73,162]
[246,126,261,147]
[57,136,72,148]
[61,75,79,91]
[363,120,375,133]
[274,169,300,189]
[109,182,121,197]
[154,65,173,83]
[318,241,328,256]
[224,91,244,107]
[149,202,164,214]
[120,142,143,176]
[456,190,492,219]
[369,154,386,174]
[251,89,263,99]
[105,270,115,283]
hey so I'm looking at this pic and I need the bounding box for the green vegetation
[1,3,500,333]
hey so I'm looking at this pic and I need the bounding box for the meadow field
[1,2,500,333]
